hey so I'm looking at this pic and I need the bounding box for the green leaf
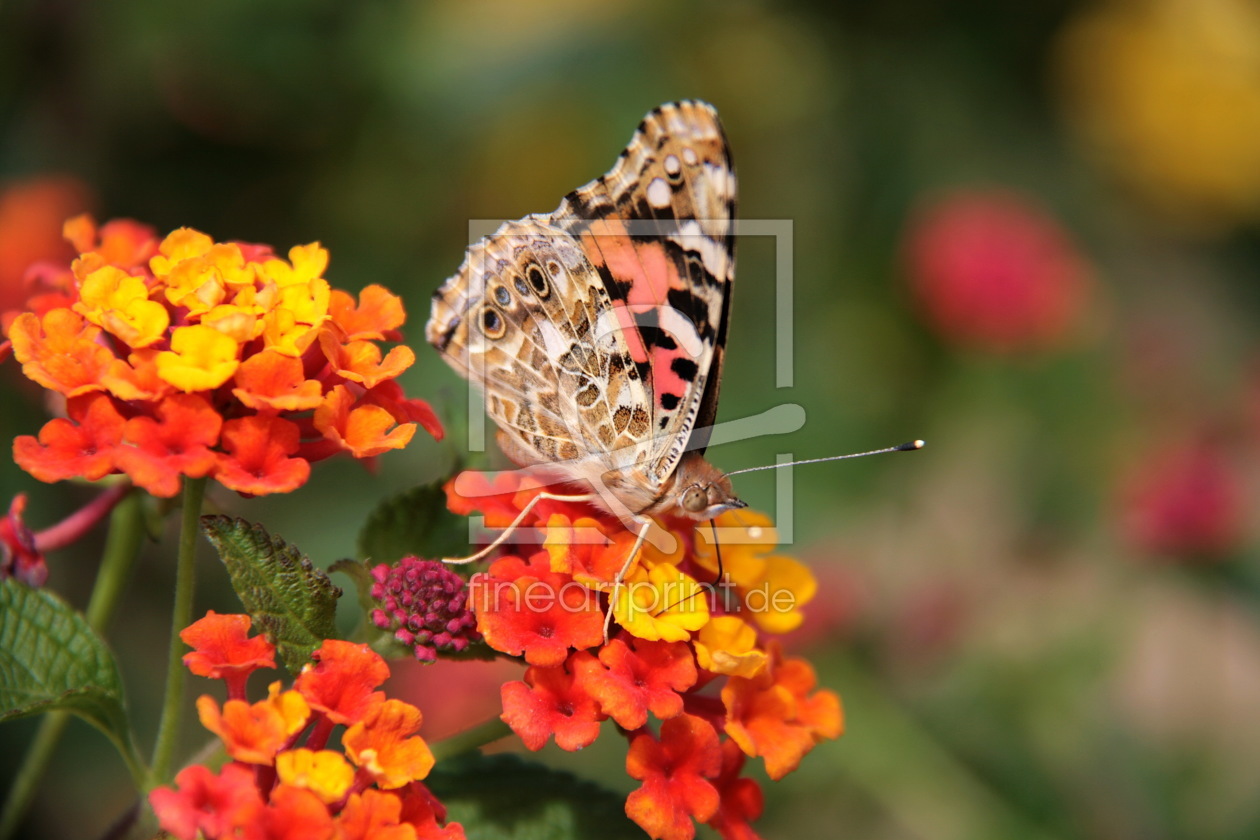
[201,515,341,674]
[426,753,641,840]
[0,579,141,770]
[357,480,469,565]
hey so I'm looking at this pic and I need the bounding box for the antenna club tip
[900,439,926,451]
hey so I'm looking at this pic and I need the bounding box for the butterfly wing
[427,220,657,482]
[427,101,735,514]
[552,100,737,484]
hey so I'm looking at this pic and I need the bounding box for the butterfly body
[427,100,742,536]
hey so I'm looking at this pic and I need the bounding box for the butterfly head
[668,453,746,521]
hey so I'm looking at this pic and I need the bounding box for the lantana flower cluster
[150,612,464,840]
[370,557,482,663]
[1,216,441,497]
[437,472,842,840]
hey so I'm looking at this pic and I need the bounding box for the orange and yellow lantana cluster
[443,473,841,840]
[1,217,441,497]
[151,612,463,840]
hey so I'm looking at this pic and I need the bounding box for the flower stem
[84,489,146,628]
[34,481,131,554]
[430,717,513,763]
[148,477,206,788]
[0,489,146,840]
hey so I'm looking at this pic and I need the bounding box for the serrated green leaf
[357,480,469,565]
[0,579,141,771]
[426,753,641,840]
[201,516,341,673]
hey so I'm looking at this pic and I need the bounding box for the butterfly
[427,100,744,569]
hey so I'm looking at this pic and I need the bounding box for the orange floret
[314,385,416,458]
[232,349,324,412]
[196,683,310,766]
[342,699,435,790]
[180,611,276,699]
[320,331,415,389]
[13,393,126,482]
[625,714,722,840]
[115,393,222,498]
[8,309,113,397]
[721,645,842,781]
[294,640,389,726]
[329,285,406,342]
[213,414,310,496]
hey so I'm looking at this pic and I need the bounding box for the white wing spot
[664,154,681,176]
[682,147,698,165]
[646,177,671,209]
[673,220,730,278]
[657,306,704,357]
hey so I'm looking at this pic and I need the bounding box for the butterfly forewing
[427,100,736,519]
[553,101,736,484]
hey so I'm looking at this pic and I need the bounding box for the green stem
[85,490,147,629]
[0,489,147,840]
[0,716,71,840]
[430,717,513,763]
[148,477,206,789]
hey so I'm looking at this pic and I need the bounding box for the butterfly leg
[442,491,595,566]
[603,518,654,643]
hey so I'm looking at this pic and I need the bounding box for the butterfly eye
[681,485,708,514]
[526,265,550,298]
[493,285,511,306]
[480,306,506,338]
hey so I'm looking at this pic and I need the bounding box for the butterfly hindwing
[428,220,656,477]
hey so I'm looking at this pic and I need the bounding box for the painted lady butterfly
[427,100,743,565]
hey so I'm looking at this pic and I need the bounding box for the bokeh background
[3,0,1260,837]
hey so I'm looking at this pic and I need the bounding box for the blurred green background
[3,0,1260,838]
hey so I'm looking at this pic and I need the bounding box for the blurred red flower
[903,189,1092,354]
[1119,438,1245,559]
[0,176,93,314]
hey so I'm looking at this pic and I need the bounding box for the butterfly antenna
[722,439,925,478]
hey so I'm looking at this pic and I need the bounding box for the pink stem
[33,483,131,553]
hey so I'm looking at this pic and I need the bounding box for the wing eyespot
[493,285,511,306]
[527,264,551,298]
[480,305,507,339]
